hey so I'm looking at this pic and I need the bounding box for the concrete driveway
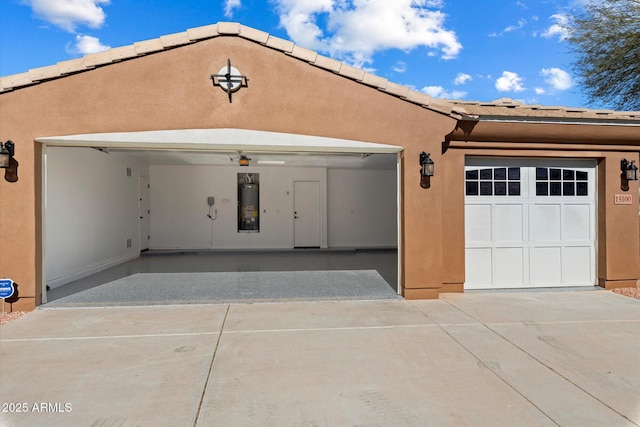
[1,290,638,426]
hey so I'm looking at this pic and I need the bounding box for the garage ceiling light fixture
[419,151,434,189]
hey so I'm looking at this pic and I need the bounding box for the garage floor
[45,249,398,304]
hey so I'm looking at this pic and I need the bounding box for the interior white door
[139,175,150,251]
[294,180,321,248]
[464,158,596,289]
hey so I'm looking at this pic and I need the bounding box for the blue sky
[0,0,599,108]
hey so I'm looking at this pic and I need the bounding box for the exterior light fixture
[0,140,14,169]
[0,140,18,182]
[238,154,250,167]
[621,158,638,181]
[419,151,434,189]
[620,158,638,191]
[211,58,249,103]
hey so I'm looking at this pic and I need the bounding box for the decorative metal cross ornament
[210,58,249,103]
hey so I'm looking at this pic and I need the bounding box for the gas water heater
[238,174,259,231]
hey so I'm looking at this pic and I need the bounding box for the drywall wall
[149,165,397,250]
[45,147,148,288]
[327,169,397,247]
[149,165,329,249]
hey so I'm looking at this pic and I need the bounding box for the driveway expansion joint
[193,304,230,427]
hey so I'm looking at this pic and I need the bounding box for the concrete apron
[0,290,638,426]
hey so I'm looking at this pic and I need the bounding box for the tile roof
[452,98,640,121]
[1,22,638,122]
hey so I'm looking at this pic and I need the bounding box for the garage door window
[535,168,589,196]
[466,167,521,196]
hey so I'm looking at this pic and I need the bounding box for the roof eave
[460,114,640,126]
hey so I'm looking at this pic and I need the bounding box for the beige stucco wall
[598,153,640,287]
[0,35,458,310]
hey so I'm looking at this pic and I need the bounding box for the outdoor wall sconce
[238,154,250,166]
[0,140,18,182]
[419,151,434,189]
[620,158,638,191]
[211,58,249,103]
[0,141,13,168]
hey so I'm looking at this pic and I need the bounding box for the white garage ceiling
[37,128,401,170]
[105,149,397,170]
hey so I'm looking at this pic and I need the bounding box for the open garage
[40,129,401,303]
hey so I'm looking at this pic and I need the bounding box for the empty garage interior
[41,139,400,303]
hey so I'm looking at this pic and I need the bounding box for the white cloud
[22,0,110,32]
[541,67,573,90]
[535,87,546,95]
[454,72,471,85]
[495,71,525,92]
[67,34,110,54]
[504,19,526,33]
[421,85,467,100]
[541,14,570,40]
[274,0,462,68]
[393,61,407,73]
[491,18,529,37]
[224,0,241,18]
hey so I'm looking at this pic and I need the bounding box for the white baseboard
[46,252,140,289]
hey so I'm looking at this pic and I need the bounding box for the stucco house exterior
[1,22,638,312]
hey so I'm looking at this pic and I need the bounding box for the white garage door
[465,158,596,289]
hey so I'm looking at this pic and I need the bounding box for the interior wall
[45,147,148,288]
[328,169,397,247]
[149,165,397,250]
[149,165,328,249]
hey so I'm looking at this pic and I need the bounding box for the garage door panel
[493,205,523,242]
[465,204,492,242]
[531,204,561,242]
[562,204,592,241]
[494,247,524,286]
[562,246,593,284]
[530,247,562,285]
[465,248,492,288]
[465,158,596,289]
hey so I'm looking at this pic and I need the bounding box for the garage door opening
[464,157,597,290]
[39,129,403,305]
